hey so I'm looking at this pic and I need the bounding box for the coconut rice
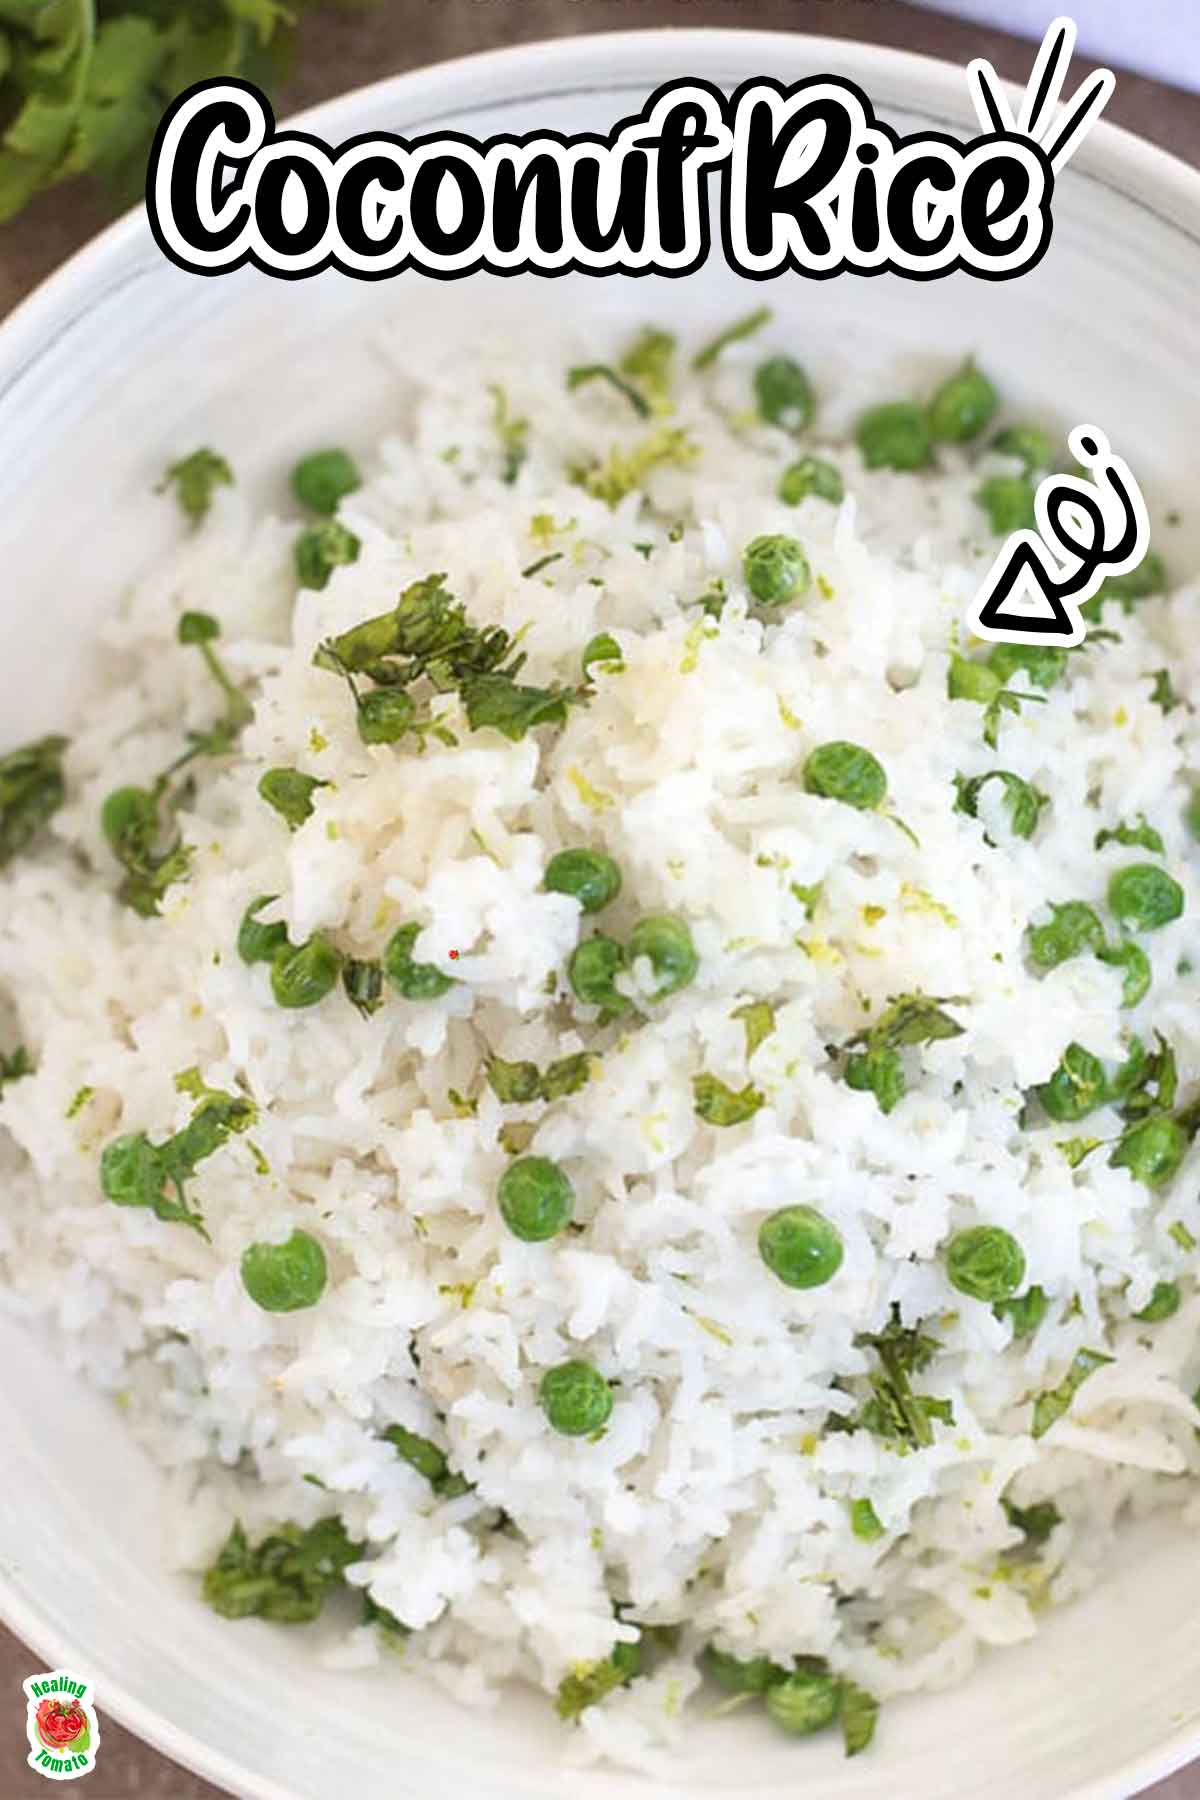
[2,317,1200,1772]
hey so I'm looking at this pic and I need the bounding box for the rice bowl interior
[3,31,1200,1800]
[2,300,1200,1786]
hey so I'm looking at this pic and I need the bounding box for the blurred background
[1,1,1197,1793]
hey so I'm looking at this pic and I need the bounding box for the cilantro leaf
[1031,1347,1113,1438]
[0,1045,33,1090]
[486,1051,594,1105]
[839,1680,880,1757]
[202,1516,364,1624]
[567,364,651,418]
[853,1313,950,1449]
[0,734,68,868]
[692,1072,765,1127]
[555,1638,642,1720]
[1094,815,1165,855]
[732,999,776,1059]
[1002,1496,1062,1547]
[953,769,1048,840]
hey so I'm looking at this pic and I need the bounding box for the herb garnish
[852,1313,952,1448]
[1030,1347,1113,1438]
[1094,815,1164,855]
[485,1052,594,1105]
[692,307,771,370]
[732,999,776,1058]
[693,1073,765,1126]
[314,572,587,746]
[258,767,330,831]
[619,327,675,410]
[947,653,1046,748]
[835,994,966,1115]
[0,1046,33,1091]
[555,1638,642,1720]
[489,385,528,483]
[566,364,651,418]
[202,1517,363,1624]
[99,1069,255,1235]
[1002,1496,1062,1548]
[383,1424,472,1499]
[953,769,1048,841]
[157,449,232,526]
[100,612,252,914]
[0,735,68,869]
[576,427,698,508]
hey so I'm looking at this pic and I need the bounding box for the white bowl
[2,28,1199,1800]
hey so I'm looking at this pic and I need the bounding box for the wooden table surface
[1,2,1197,1794]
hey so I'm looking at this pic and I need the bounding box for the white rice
[2,318,1200,1771]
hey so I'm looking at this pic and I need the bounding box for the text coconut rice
[2,316,1200,1772]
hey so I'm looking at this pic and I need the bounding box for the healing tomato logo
[35,1698,86,1750]
[23,1669,100,1782]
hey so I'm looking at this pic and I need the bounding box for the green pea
[987,643,1066,690]
[1097,941,1152,1009]
[1133,1280,1180,1323]
[497,1156,575,1242]
[927,360,997,442]
[1108,864,1184,933]
[991,424,1053,471]
[544,848,622,914]
[993,1284,1048,1337]
[977,474,1036,534]
[1089,550,1168,613]
[238,895,291,966]
[701,1647,787,1695]
[758,1204,843,1289]
[567,934,630,1011]
[291,449,362,515]
[778,456,843,507]
[357,688,418,746]
[628,914,699,1000]
[1110,1115,1188,1189]
[101,784,159,853]
[294,521,361,590]
[856,402,932,471]
[742,533,811,606]
[764,1668,840,1737]
[945,1225,1026,1302]
[270,933,343,1009]
[383,923,454,999]
[100,1132,162,1209]
[802,741,886,810]
[1037,1044,1108,1123]
[258,768,328,830]
[754,356,814,431]
[1026,901,1105,970]
[240,1229,327,1311]
[947,654,1004,705]
[539,1360,614,1437]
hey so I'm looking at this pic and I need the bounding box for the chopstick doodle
[968,427,1149,648]
[961,22,1143,648]
[146,17,1111,284]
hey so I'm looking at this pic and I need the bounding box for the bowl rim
[2,25,1199,1800]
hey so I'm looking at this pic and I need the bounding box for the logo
[22,1671,100,1782]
